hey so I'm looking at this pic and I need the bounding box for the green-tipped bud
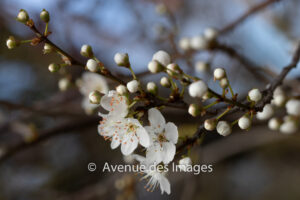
[188,104,201,117]
[40,9,50,23]
[160,76,171,88]
[6,36,19,49]
[204,118,217,131]
[219,78,229,89]
[43,43,53,54]
[147,82,158,95]
[80,44,93,58]
[16,9,29,23]
[48,63,60,72]
[58,78,71,91]
[114,53,129,67]
[89,90,102,104]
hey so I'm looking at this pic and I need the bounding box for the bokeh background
[0,0,300,199]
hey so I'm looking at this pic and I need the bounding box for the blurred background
[0,0,300,199]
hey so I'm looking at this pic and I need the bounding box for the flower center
[158,132,167,143]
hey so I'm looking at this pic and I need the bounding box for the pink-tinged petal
[137,127,150,148]
[159,174,171,195]
[164,122,178,144]
[148,108,165,133]
[121,135,138,156]
[146,142,163,165]
[100,91,128,118]
[161,142,176,164]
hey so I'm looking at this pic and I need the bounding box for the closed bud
[179,37,191,51]
[48,63,60,72]
[178,157,192,172]
[160,76,171,88]
[148,60,163,73]
[152,50,171,66]
[238,115,251,130]
[188,104,200,117]
[89,90,102,104]
[58,78,71,91]
[213,68,226,80]
[268,118,281,131]
[219,78,229,89]
[80,44,93,58]
[16,9,29,23]
[203,27,218,42]
[195,61,210,73]
[216,121,232,136]
[166,63,181,76]
[204,118,217,131]
[248,88,262,103]
[147,82,158,94]
[190,35,207,50]
[202,91,212,101]
[43,43,53,54]
[114,53,129,67]
[188,80,208,98]
[286,99,300,117]
[86,59,99,72]
[280,120,298,135]
[116,85,128,95]
[256,104,274,120]
[40,9,50,23]
[127,80,139,93]
[6,36,19,49]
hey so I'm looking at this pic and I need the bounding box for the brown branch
[219,0,281,34]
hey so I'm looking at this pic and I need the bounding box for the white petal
[148,108,165,133]
[121,135,138,156]
[110,135,120,149]
[100,91,128,118]
[159,174,171,195]
[162,142,176,164]
[132,154,146,163]
[146,143,163,165]
[164,122,178,144]
[137,127,150,148]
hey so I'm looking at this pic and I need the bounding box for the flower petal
[137,126,150,148]
[121,135,138,156]
[161,142,176,164]
[100,91,128,118]
[164,122,178,144]
[111,135,120,149]
[148,108,165,133]
[159,174,171,195]
[146,142,163,165]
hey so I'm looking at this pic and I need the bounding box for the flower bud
[280,120,298,135]
[166,63,181,76]
[238,115,251,130]
[203,27,218,41]
[152,50,171,66]
[248,88,262,103]
[147,82,158,94]
[114,53,129,67]
[6,36,18,49]
[204,118,217,131]
[160,76,171,88]
[195,61,210,73]
[58,78,71,91]
[89,90,102,104]
[190,35,207,50]
[86,59,99,72]
[48,63,60,72]
[116,85,128,95]
[127,80,139,93]
[219,78,229,89]
[40,9,50,23]
[188,80,208,98]
[188,104,200,117]
[202,91,212,101]
[216,121,232,136]
[148,60,163,73]
[256,104,274,120]
[16,9,29,23]
[80,44,93,57]
[43,43,53,54]
[178,157,192,172]
[286,99,300,117]
[268,118,281,131]
[179,37,191,51]
[213,68,226,80]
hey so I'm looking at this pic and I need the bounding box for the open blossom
[133,155,171,195]
[98,91,150,155]
[145,108,178,165]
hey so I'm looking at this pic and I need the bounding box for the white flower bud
[148,60,163,73]
[40,9,50,23]
[238,116,251,130]
[188,104,200,117]
[256,104,274,120]
[213,68,226,80]
[195,61,210,73]
[280,121,298,135]
[188,80,208,98]
[202,92,212,101]
[248,88,262,103]
[114,53,129,67]
[17,9,29,23]
[272,95,286,107]
[178,157,192,172]
[127,80,139,93]
[58,78,71,91]
[6,36,18,49]
[273,86,285,97]
[219,78,229,89]
[43,43,53,54]
[166,63,181,76]
[147,82,158,94]
[268,118,281,131]
[204,118,217,131]
[80,44,93,57]
[203,27,218,41]
[86,59,99,72]
[116,85,128,95]
[152,50,171,66]
[48,63,60,72]
[89,90,102,104]
[160,76,171,88]
[286,99,300,117]
[190,35,207,50]
[179,37,191,51]
[216,121,232,136]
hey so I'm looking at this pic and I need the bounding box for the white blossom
[238,115,251,130]
[152,50,171,66]
[286,99,300,117]
[166,63,180,76]
[213,68,226,80]
[188,80,208,98]
[280,120,298,135]
[148,60,162,73]
[116,85,128,95]
[248,88,262,103]
[268,118,281,131]
[114,53,129,66]
[256,104,274,120]
[127,80,139,93]
[86,59,99,72]
[178,157,192,172]
[216,121,232,136]
[145,108,178,165]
